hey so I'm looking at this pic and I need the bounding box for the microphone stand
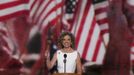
[63,54,67,73]
[63,59,66,73]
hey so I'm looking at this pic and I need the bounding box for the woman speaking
[45,31,82,75]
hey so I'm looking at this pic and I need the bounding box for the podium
[53,73,81,75]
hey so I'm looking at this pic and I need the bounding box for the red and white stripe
[0,0,29,21]
[94,0,109,46]
[29,0,64,33]
[71,0,106,64]
[94,1,109,35]
[62,0,81,31]
[0,22,15,55]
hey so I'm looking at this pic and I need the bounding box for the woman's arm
[76,53,82,75]
[46,52,57,70]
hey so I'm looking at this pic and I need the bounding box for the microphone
[63,54,67,73]
[63,54,67,63]
[64,54,67,59]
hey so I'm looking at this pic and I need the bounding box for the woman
[45,31,82,75]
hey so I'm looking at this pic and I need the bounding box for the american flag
[93,0,109,35]
[28,0,64,74]
[0,22,23,74]
[0,0,29,21]
[0,22,15,67]
[69,0,106,64]
[29,0,64,32]
[28,0,64,52]
[62,0,80,31]
[0,22,15,55]
[28,0,64,62]
[27,0,64,64]
[93,0,109,46]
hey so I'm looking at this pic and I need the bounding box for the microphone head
[64,54,67,58]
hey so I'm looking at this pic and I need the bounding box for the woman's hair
[58,31,75,49]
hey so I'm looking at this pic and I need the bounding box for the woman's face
[62,35,72,48]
